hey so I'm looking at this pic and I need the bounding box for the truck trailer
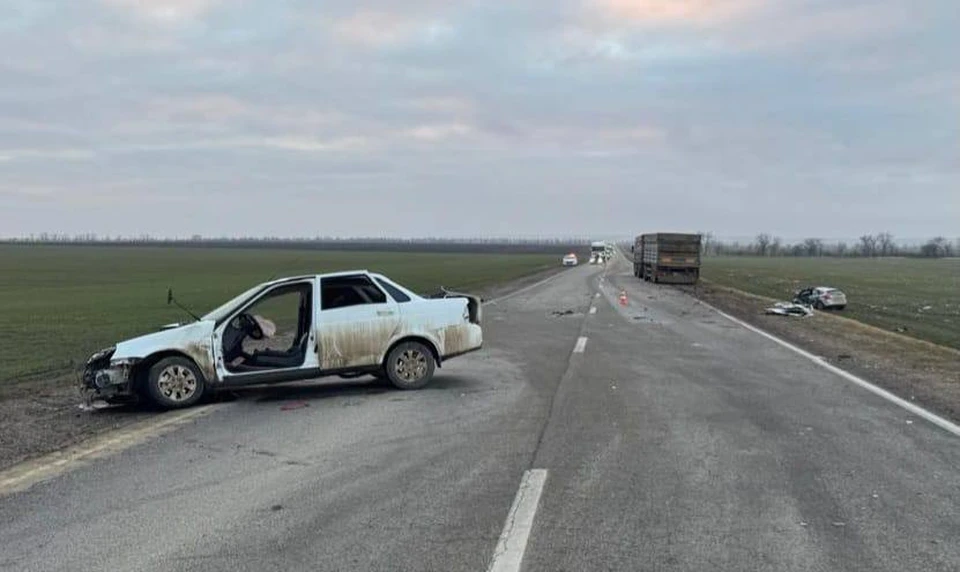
[632,233,702,284]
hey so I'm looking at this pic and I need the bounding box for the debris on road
[280,400,310,411]
[765,302,814,317]
[551,309,576,317]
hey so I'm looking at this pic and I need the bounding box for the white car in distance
[81,271,483,409]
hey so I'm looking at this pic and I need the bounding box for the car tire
[145,356,206,409]
[814,300,825,310]
[384,341,436,390]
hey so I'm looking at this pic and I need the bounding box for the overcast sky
[1,0,957,240]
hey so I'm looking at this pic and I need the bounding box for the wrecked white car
[81,271,483,409]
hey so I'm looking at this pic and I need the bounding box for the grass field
[0,245,559,386]
[701,256,960,349]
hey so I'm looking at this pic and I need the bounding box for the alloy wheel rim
[395,349,427,382]
[158,365,198,402]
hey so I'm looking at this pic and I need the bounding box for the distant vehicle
[562,253,579,266]
[632,233,702,284]
[793,286,847,310]
[81,271,483,409]
[589,241,607,264]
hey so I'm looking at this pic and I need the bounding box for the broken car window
[321,275,388,310]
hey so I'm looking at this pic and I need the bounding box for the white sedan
[81,271,483,409]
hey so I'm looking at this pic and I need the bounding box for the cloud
[0,0,956,239]
[330,9,454,48]
[100,0,227,24]
[591,0,758,26]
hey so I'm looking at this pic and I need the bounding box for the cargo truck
[632,233,702,284]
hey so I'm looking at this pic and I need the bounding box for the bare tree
[836,241,848,257]
[877,232,895,256]
[771,237,782,257]
[804,238,823,257]
[920,236,949,258]
[859,234,878,257]
[699,231,714,257]
[756,233,772,256]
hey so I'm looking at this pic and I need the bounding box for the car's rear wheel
[145,356,206,409]
[814,300,825,310]
[385,341,436,390]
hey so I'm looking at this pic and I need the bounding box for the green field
[0,245,558,386]
[701,256,960,349]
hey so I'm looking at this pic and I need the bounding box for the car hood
[113,320,215,360]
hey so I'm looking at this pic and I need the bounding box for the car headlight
[109,357,142,368]
[87,346,116,364]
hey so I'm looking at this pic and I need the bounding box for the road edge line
[698,299,960,438]
[0,403,224,496]
[487,468,549,572]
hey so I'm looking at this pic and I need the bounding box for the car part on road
[765,302,814,317]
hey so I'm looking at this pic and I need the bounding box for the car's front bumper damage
[79,346,140,404]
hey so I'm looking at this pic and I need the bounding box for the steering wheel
[238,313,265,340]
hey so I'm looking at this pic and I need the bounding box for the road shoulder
[688,280,960,424]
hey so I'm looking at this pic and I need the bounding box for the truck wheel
[385,341,436,390]
[145,356,206,409]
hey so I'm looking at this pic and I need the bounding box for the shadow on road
[224,373,483,405]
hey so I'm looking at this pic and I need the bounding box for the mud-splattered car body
[81,271,483,408]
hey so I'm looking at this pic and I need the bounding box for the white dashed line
[487,469,549,572]
[589,306,597,315]
[573,336,588,353]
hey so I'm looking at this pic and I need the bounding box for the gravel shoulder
[0,267,566,472]
[689,280,960,424]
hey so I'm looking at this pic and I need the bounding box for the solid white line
[487,469,549,572]
[573,336,588,353]
[589,306,597,315]
[700,301,960,438]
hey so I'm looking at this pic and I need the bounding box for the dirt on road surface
[0,267,567,472]
[689,280,960,424]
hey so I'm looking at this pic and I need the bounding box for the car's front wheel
[384,341,436,390]
[145,356,206,409]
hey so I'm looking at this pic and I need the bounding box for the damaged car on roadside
[81,271,483,409]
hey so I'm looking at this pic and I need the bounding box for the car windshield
[200,284,266,322]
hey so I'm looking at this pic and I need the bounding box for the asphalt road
[2,256,959,571]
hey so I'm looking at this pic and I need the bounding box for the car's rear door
[317,274,400,370]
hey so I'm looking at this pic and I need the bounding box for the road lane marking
[0,404,224,496]
[589,306,597,314]
[595,292,601,298]
[573,337,588,353]
[487,469,548,572]
[700,301,960,439]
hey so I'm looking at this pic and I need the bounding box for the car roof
[260,270,374,287]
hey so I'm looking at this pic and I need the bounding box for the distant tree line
[699,232,958,259]
[0,234,594,255]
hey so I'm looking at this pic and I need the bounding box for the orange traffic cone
[619,290,628,306]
